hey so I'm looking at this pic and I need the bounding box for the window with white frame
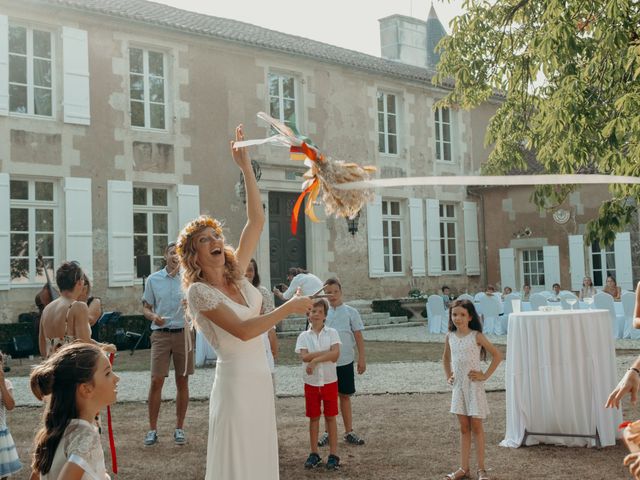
[520,248,545,288]
[129,47,166,130]
[439,203,457,272]
[377,92,398,155]
[133,186,170,272]
[382,199,402,273]
[10,179,57,284]
[434,107,451,162]
[8,24,53,116]
[268,73,297,129]
[591,241,616,287]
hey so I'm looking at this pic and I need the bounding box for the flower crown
[176,216,223,257]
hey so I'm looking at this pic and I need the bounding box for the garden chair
[529,293,548,311]
[621,291,638,339]
[479,295,500,335]
[427,295,447,334]
[594,292,624,339]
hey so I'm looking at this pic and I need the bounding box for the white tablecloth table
[501,309,622,448]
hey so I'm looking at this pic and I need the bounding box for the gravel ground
[11,326,637,406]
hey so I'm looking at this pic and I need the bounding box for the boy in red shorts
[295,298,342,470]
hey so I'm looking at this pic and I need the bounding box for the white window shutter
[0,15,8,116]
[499,248,515,290]
[426,198,441,276]
[614,232,633,290]
[463,201,480,276]
[62,27,90,125]
[543,245,560,290]
[177,184,200,231]
[366,195,384,277]
[0,173,9,289]
[108,180,134,287]
[64,177,93,279]
[408,198,425,277]
[568,235,586,291]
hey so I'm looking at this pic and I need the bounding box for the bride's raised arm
[231,124,265,273]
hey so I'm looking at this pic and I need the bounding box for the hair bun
[30,366,54,400]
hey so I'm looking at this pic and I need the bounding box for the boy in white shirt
[295,298,341,470]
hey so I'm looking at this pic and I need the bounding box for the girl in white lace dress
[30,343,119,480]
[442,299,502,480]
[176,125,312,480]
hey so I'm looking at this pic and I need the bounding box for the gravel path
[11,326,637,406]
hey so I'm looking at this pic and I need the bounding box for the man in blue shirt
[142,242,193,446]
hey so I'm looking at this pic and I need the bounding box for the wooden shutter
[62,27,90,125]
[463,201,480,276]
[0,15,8,116]
[568,235,586,291]
[64,177,93,278]
[543,245,560,291]
[408,198,425,276]
[366,195,384,277]
[107,180,133,286]
[499,248,515,291]
[426,198,441,276]
[614,232,633,290]
[0,173,9,289]
[177,184,200,231]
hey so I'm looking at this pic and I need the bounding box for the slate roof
[33,0,454,88]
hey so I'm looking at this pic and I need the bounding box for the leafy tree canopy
[433,0,640,245]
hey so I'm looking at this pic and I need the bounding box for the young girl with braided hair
[30,343,119,479]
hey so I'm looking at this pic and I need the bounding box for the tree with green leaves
[434,0,640,245]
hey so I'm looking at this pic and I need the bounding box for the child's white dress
[42,419,109,480]
[448,330,489,418]
[0,379,21,477]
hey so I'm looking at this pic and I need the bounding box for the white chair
[427,295,447,334]
[479,295,500,335]
[529,293,548,311]
[621,291,637,339]
[456,293,474,302]
[594,292,624,339]
[498,293,519,335]
[559,292,579,310]
[539,291,554,299]
[474,292,486,302]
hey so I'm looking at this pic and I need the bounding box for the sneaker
[318,431,329,447]
[174,428,186,445]
[304,453,322,469]
[326,454,340,470]
[344,431,365,445]
[144,430,158,446]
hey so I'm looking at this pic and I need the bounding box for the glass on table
[583,296,594,309]
[566,298,578,310]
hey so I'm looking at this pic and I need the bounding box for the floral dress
[448,331,489,419]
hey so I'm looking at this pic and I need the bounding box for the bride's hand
[230,124,251,170]
[286,295,313,316]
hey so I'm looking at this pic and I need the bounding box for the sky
[153,0,466,57]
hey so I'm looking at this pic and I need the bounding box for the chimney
[378,4,447,69]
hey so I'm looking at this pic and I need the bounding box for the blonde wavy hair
[176,215,243,293]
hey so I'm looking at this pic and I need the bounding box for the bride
[177,125,312,479]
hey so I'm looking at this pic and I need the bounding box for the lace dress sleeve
[187,282,224,313]
[64,422,106,480]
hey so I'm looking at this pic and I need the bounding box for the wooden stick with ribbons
[107,352,118,476]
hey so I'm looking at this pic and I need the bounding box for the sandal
[444,468,470,479]
[477,469,490,480]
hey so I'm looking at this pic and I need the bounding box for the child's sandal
[444,468,470,479]
[477,469,490,480]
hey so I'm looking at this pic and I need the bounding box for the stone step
[346,300,373,314]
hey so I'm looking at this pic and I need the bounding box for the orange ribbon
[107,353,118,475]
[289,142,323,235]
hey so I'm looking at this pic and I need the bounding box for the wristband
[629,367,640,377]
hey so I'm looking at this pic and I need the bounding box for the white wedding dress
[187,279,279,480]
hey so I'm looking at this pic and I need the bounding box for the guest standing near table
[442,300,502,480]
[142,242,194,447]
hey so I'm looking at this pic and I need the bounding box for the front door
[269,191,306,289]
